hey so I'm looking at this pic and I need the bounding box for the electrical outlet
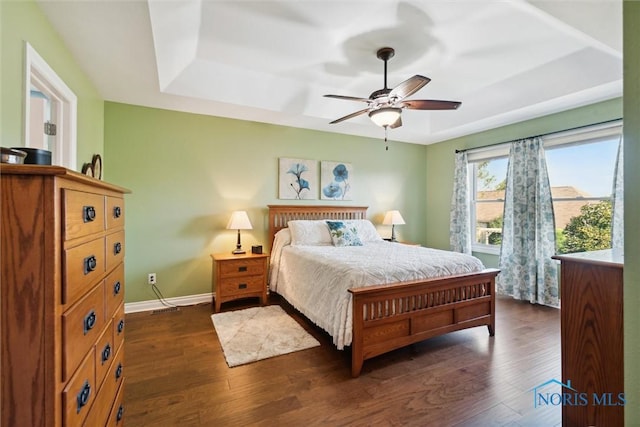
[148,273,157,285]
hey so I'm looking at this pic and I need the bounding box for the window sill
[471,244,501,256]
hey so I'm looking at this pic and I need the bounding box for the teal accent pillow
[326,221,363,247]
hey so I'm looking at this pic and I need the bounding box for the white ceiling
[38,0,622,145]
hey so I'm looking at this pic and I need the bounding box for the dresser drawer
[63,237,106,305]
[62,347,96,427]
[106,381,125,427]
[219,257,266,278]
[106,196,125,230]
[219,275,265,295]
[95,319,114,391]
[105,230,125,272]
[62,284,105,381]
[86,343,124,427]
[64,189,105,241]
[105,263,125,319]
[113,302,125,352]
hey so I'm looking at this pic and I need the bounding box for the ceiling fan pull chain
[385,127,389,151]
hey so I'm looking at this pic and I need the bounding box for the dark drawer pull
[84,310,97,335]
[115,362,123,380]
[101,343,112,364]
[117,319,125,334]
[84,255,97,275]
[113,206,122,218]
[76,380,91,414]
[83,206,96,223]
[238,266,247,272]
[113,281,121,295]
[116,404,124,422]
[113,242,122,255]
[238,283,247,289]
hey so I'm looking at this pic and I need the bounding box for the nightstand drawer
[218,275,265,295]
[219,257,266,278]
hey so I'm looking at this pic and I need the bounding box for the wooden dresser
[1,165,130,427]
[553,249,624,427]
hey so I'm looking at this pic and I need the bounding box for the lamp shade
[369,107,402,127]
[226,211,253,230]
[382,210,406,225]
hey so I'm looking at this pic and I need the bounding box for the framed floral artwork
[321,161,353,201]
[278,158,318,200]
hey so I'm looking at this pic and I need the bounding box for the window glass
[472,158,507,249]
[546,137,619,254]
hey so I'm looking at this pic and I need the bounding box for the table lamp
[227,210,253,254]
[382,210,405,242]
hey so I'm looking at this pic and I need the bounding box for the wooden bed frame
[267,205,500,377]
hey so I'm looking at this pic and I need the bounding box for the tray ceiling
[38,0,622,145]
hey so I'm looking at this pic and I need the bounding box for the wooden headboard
[267,205,368,247]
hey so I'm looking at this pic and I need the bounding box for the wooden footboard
[348,268,499,377]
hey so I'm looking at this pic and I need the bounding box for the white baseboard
[125,292,213,314]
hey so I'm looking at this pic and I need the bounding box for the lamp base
[232,248,246,255]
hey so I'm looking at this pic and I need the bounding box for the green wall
[103,102,427,303]
[0,0,103,169]
[624,1,640,424]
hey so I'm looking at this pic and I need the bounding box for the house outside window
[469,122,622,255]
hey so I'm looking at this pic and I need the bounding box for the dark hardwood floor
[124,295,561,426]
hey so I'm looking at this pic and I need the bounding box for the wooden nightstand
[211,252,269,312]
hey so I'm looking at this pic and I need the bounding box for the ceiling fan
[324,47,461,130]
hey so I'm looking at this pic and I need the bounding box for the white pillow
[287,220,333,246]
[344,220,383,242]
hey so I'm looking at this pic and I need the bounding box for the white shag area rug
[211,305,320,367]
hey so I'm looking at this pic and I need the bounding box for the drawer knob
[83,310,97,335]
[76,380,91,414]
[101,343,112,364]
[117,319,125,334]
[116,404,124,422]
[238,283,247,289]
[113,281,121,295]
[113,242,122,255]
[115,362,123,380]
[113,206,122,218]
[84,255,97,275]
[83,206,96,223]
[238,266,248,272]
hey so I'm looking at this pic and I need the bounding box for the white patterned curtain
[450,151,471,254]
[611,136,624,250]
[497,138,559,307]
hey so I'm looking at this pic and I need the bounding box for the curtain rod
[454,117,623,153]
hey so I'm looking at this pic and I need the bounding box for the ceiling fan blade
[389,75,430,101]
[400,99,462,110]
[329,108,370,124]
[389,116,402,129]
[324,94,371,103]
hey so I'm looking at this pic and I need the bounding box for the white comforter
[269,234,485,349]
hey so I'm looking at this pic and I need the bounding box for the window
[468,122,622,255]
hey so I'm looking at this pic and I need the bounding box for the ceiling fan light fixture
[369,107,402,127]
